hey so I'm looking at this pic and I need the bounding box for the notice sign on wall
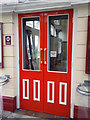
[5,36,11,45]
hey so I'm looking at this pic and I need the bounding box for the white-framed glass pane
[48,15,68,72]
[23,17,40,70]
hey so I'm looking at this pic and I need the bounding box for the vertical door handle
[40,48,43,71]
[40,48,43,64]
[44,48,47,64]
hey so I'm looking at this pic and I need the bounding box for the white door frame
[14,13,20,108]
[70,7,78,118]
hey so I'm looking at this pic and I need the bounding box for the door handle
[44,48,47,64]
[40,48,43,71]
[40,48,43,64]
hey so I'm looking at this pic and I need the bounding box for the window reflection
[23,18,40,70]
[48,15,68,72]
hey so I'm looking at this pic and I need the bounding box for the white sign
[50,51,57,57]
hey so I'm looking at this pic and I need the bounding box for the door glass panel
[23,17,40,70]
[48,15,68,72]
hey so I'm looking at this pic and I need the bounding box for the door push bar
[0,75,10,86]
[40,48,43,64]
[44,48,47,64]
[40,48,47,71]
[40,48,43,71]
[76,80,90,96]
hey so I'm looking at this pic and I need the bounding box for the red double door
[19,9,73,117]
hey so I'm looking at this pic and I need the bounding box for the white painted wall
[73,4,89,107]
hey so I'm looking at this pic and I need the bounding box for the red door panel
[43,9,73,117]
[19,13,44,112]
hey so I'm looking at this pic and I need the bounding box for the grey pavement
[0,110,70,120]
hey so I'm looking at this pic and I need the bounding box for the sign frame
[0,23,3,68]
[86,16,90,73]
[5,36,11,45]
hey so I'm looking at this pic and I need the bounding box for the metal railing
[77,80,90,96]
[0,75,10,86]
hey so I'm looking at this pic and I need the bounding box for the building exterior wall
[73,4,89,108]
[0,13,16,97]
[0,3,89,117]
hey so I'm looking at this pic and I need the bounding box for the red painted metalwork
[18,9,73,117]
[0,23,3,68]
[86,16,90,74]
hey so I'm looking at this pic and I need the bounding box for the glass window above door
[23,17,40,70]
[48,15,68,72]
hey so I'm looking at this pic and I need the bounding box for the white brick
[2,13,14,23]
[3,23,13,35]
[3,46,14,57]
[76,32,87,45]
[2,88,16,97]
[75,58,85,71]
[76,45,86,58]
[77,17,88,31]
[78,5,88,17]
[4,57,15,68]
[75,71,88,83]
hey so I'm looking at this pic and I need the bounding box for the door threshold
[14,109,70,119]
